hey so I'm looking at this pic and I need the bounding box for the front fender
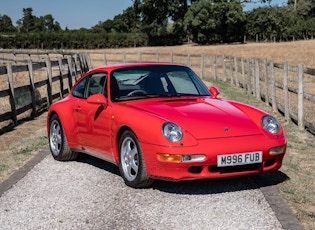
[112,104,198,148]
[47,98,78,148]
[226,100,285,138]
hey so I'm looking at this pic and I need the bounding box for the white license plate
[217,151,262,167]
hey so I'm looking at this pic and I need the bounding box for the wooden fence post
[270,61,277,112]
[234,57,239,86]
[241,58,245,91]
[45,56,53,106]
[27,59,37,117]
[263,59,269,106]
[76,54,84,75]
[58,57,64,99]
[255,58,260,99]
[85,52,92,70]
[6,62,18,125]
[139,52,142,62]
[170,53,174,63]
[246,58,251,94]
[297,64,304,130]
[73,55,79,81]
[78,53,85,72]
[200,54,204,79]
[74,54,82,76]
[251,58,255,95]
[67,56,74,89]
[81,53,89,72]
[223,55,227,82]
[103,53,107,65]
[283,62,290,121]
[229,56,233,84]
[213,55,217,80]
[187,54,191,67]
[13,50,17,63]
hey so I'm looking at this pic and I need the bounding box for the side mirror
[209,86,220,98]
[87,94,107,106]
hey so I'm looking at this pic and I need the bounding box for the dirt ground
[0,112,48,182]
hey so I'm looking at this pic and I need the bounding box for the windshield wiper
[133,74,149,84]
[166,93,182,98]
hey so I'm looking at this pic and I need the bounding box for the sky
[0,0,287,30]
[0,0,134,29]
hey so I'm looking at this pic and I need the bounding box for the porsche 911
[47,63,286,188]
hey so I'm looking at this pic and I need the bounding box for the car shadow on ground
[75,153,290,195]
[153,171,290,195]
[76,152,121,176]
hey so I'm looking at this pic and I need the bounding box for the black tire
[49,114,78,161]
[118,130,154,188]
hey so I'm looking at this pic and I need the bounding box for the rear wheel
[49,114,78,161]
[119,130,154,188]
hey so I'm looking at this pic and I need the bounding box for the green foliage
[0,15,16,32]
[184,0,246,44]
[0,2,314,49]
[0,31,149,49]
[15,7,62,33]
[246,1,315,41]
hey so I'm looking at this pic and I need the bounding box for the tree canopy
[0,0,314,49]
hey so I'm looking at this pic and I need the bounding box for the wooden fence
[87,51,315,134]
[0,49,90,132]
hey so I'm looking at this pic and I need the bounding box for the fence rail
[1,49,314,134]
[87,51,315,134]
[0,50,90,133]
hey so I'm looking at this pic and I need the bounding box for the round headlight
[261,115,280,134]
[162,122,183,142]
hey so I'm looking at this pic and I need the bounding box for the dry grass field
[100,40,315,67]
[90,40,315,132]
[0,40,314,229]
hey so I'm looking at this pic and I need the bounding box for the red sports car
[47,63,286,188]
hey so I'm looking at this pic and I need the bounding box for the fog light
[269,145,286,155]
[182,154,206,162]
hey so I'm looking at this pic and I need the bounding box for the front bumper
[141,135,286,181]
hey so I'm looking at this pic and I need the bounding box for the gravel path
[0,148,285,230]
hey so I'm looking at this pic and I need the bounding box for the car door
[72,72,113,160]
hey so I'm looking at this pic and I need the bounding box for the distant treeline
[0,0,314,49]
[0,32,150,49]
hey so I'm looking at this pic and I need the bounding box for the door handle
[75,106,81,112]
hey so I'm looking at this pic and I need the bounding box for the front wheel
[119,130,154,188]
[49,114,78,161]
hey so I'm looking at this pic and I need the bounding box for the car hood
[126,97,262,139]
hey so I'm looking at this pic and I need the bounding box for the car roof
[87,62,186,73]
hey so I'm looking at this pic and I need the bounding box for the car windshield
[110,65,211,101]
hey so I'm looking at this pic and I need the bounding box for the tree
[20,8,36,32]
[246,6,298,41]
[184,0,246,44]
[112,7,138,33]
[41,14,62,32]
[134,0,169,36]
[0,15,16,32]
[16,9,61,33]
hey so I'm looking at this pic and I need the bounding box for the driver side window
[72,73,107,99]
